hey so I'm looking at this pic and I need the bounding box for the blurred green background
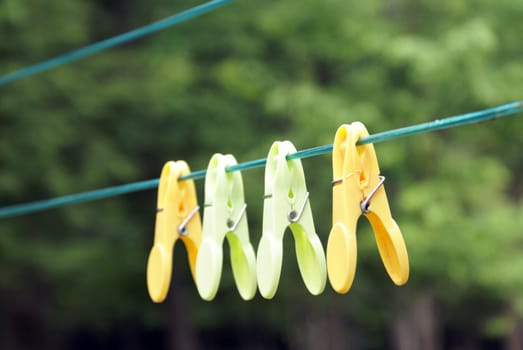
[1,0,523,349]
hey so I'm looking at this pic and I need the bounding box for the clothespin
[257,141,327,299]
[146,161,202,303]
[196,154,257,301]
[327,122,409,294]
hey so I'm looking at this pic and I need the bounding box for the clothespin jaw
[196,154,257,301]
[327,122,409,294]
[257,141,327,299]
[146,161,202,303]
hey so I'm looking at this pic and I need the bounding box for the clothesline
[0,100,521,219]
[0,0,232,86]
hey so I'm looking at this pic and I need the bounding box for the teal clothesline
[0,0,232,86]
[0,100,521,219]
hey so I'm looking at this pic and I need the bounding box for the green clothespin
[196,153,257,301]
[257,141,327,299]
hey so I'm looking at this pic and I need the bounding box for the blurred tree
[0,0,522,349]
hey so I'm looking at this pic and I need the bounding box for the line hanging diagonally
[0,100,521,219]
[0,0,233,86]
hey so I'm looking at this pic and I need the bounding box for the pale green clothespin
[195,153,257,301]
[257,141,327,299]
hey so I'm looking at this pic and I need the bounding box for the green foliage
[1,0,523,349]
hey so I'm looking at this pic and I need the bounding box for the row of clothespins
[146,122,410,302]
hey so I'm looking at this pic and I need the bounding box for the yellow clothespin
[257,141,327,299]
[327,122,409,294]
[196,153,257,301]
[146,161,202,303]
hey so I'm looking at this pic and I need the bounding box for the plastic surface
[257,141,327,299]
[146,161,202,303]
[327,122,410,294]
[196,154,257,301]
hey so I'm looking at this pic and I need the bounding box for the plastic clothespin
[327,122,409,294]
[195,154,257,301]
[257,141,327,299]
[146,161,202,303]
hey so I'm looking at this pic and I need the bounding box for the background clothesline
[0,0,232,86]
